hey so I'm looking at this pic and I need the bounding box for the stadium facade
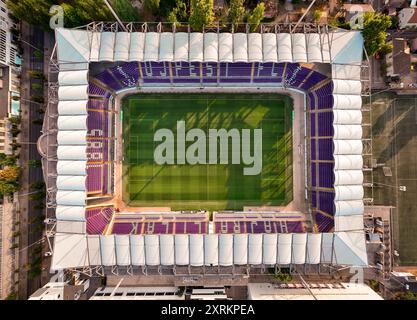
[39,23,369,274]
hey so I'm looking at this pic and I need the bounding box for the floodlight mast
[102,0,128,32]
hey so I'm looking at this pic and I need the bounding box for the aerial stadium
[38,22,369,275]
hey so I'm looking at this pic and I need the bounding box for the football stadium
[38,22,369,274]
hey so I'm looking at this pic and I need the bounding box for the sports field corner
[122,93,294,211]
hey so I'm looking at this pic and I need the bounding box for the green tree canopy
[189,0,214,31]
[146,0,161,15]
[6,0,53,30]
[167,0,187,26]
[362,12,392,57]
[247,1,264,32]
[7,0,114,30]
[111,0,140,22]
[228,0,245,27]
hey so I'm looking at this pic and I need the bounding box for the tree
[167,9,180,27]
[313,10,322,23]
[6,0,53,30]
[362,12,392,57]
[0,180,19,196]
[228,0,245,27]
[28,159,42,168]
[30,181,45,191]
[0,153,17,167]
[247,1,264,32]
[167,0,187,26]
[111,0,140,22]
[8,116,21,125]
[189,0,215,31]
[0,166,20,182]
[146,0,160,15]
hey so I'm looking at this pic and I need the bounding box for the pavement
[17,22,52,299]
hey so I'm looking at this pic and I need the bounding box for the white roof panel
[332,79,362,95]
[277,33,293,62]
[248,33,263,62]
[333,232,367,266]
[58,85,88,101]
[160,235,175,266]
[248,234,263,265]
[335,215,364,232]
[333,140,363,155]
[233,33,248,62]
[321,233,334,263]
[218,33,233,62]
[58,70,89,86]
[306,33,322,63]
[57,146,86,160]
[159,32,174,61]
[189,234,204,266]
[99,32,115,61]
[114,32,130,61]
[204,234,218,266]
[219,234,233,266]
[233,234,248,265]
[204,33,218,62]
[83,235,100,266]
[262,33,278,62]
[56,28,90,64]
[333,125,362,140]
[56,175,86,191]
[130,235,145,266]
[306,233,322,264]
[333,94,362,110]
[277,233,292,265]
[57,160,87,175]
[115,235,131,266]
[333,110,362,125]
[57,115,87,130]
[58,100,88,115]
[129,32,145,61]
[262,234,278,265]
[57,130,87,145]
[100,235,116,267]
[175,235,189,265]
[334,185,364,201]
[56,220,86,234]
[174,32,189,61]
[334,170,364,186]
[56,205,86,221]
[291,233,307,264]
[189,33,204,62]
[334,155,363,170]
[144,32,160,61]
[51,233,88,270]
[87,235,102,266]
[144,235,160,266]
[292,33,307,62]
[89,32,101,62]
[333,64,361,80]
[334,200,364,216]
[56,190,86,206]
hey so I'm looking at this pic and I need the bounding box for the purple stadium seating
[86,207,113,234]
[89,60,337,232]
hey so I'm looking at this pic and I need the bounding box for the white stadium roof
[49,26,367,271]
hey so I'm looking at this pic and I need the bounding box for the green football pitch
[122,93,293,210]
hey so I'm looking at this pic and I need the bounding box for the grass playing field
[122,93,293,210]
